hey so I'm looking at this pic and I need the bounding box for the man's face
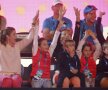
[52,3,63,15]
[85,10,97,23]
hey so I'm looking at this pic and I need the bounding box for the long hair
[0,27,15,46]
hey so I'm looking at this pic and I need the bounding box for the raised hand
[32,10,39,26]
[56,20,64,31]
[58,6,66,21]
[73,7,80,22]
[99,11,105,18]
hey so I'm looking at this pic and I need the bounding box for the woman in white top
[0,11,39,88]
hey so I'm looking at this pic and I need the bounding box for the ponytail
[0,27,15,46]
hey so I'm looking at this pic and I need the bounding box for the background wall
[0,0,108,38]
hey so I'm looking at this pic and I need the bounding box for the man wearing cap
[42,0,72,45]
[0,5,6,31]
[79,5,103,44]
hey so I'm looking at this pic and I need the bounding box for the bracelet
[32,23,35,27]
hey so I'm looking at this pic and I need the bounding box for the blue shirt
[80,19,103,44]
[42,16,72,32]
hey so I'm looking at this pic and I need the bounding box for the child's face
[83,46,92,58]
[65,42,75,56]
[39,40,49,52]
[60,30,72,44]
[103,47,108,55]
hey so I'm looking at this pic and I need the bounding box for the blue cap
[84,5,97,14]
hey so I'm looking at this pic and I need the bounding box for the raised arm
[32,11,39,56]
[73,7,80,49]
[89,30,102,60]
[49,7,66,57]
[16,11,39,52]
[76,30,89,58]
[96,11,105,45]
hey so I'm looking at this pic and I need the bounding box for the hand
[58,6,66,21]
[73,7,80,21]
[88,30,96,39]
[85,30,91,36]
[70,69,78,74]
[56,20,64,31]
[99,11,105,18]
[32,10,39,26]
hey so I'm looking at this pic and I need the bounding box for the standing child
[30,10,64,88]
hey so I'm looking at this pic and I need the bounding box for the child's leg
[43,79,52,88]
[62,77,70,88]
[11,74,22,88]
[70,76,80,88]
[31,78,43,88]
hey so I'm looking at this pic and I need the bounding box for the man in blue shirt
[42,0,72,45]
[80,5,103,44]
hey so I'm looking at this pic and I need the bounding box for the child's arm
[89,31,101,60]
[49,21,64,57]
[16,11,39,55]
[76,30,89,58]
[49,7,65,57]
[32,11,39,56]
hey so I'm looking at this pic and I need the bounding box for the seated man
[42,0,72,45]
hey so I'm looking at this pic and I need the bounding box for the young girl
[30,12,64,88]
[0,12,38,88]
[77,30,101,87]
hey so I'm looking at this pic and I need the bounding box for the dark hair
[82,42,93,52]
[38,38,46,46]
[0,27,15,46]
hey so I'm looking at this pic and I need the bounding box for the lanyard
[66,53,77,69]
[37,52,47,69]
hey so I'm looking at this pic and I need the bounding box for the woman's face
[39,40,49,52]
[7,30,16,46]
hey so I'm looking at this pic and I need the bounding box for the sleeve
[76,55,81,71]
[64,18,72,29]
[16,26,38,51]
[93,38,101,60]
[98,59,106,72]
[96,17,105,45]
[67,19,72,29]
[76,34,88,59]
[73,21,80,49]
[49,30,60,57]
[32,26,39,56]
[42,18,50,32]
